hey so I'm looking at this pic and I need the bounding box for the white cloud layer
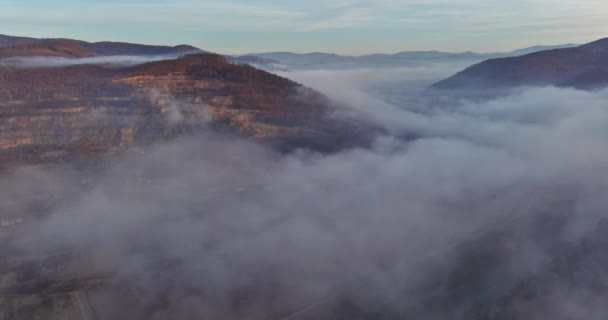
[3,65,608,318]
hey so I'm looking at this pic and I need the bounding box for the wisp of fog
[2,66,608,319]
[0,55,182,68]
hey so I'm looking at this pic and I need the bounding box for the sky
[0,0,607,55]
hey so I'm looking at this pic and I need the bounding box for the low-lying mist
[3,66,608,319]
[0,55,182,68]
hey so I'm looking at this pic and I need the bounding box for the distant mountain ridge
[0,34,203,57]
[0,40,97,59]
[245,44,578,70]
[0,34,38,47]
[432,38,608,91]
[1,34,579,72]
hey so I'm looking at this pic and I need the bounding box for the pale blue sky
[1,0,606,55]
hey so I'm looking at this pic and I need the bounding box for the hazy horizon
[0,31,584,56]
[1,0,606,55]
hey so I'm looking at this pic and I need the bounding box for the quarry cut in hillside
[0,53,367,165]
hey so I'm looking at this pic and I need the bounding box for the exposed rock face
[432,38,608,91]
[0,37,370,319]
[0,53,361,165]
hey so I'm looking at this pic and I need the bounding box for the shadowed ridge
[431,37,608,91]
[578,37,608,51]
